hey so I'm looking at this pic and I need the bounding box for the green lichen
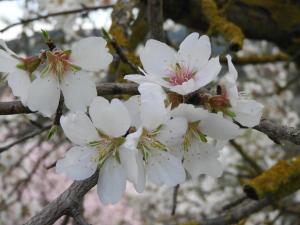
[200,0,244,51]
[244,155,300,200]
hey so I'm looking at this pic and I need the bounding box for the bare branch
[0,83,138,115]
[200,198,271,225]
[0,4,114,33]
[23,172,98,225]
[0,125,51,154]
[254,119,300,145]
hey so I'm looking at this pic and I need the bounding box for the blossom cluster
[0,33,264,204]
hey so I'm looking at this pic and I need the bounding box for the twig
[0,125,51,154]
[229,140,263,175]
[200,198,271,225]
[0,4,114,33]
[171,184,180,216]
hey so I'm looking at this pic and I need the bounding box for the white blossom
[125,83,187,188]
[170,103,241,178]
[27,37,113,117]
[125,33,221,95]
[223,55,264,127]
[56,97,135,204]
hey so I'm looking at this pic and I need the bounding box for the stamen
[165,63,196,86]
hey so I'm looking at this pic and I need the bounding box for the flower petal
[171,103,209,122]
[139,83,169,130]
[56,146,98,180]
[0,49,19,73]
[140,39,176,77]
[183,141,223,179]
[61,71,97,112]
[177,33,211,70]
[0,39,17,56]
[120,138,146,193]
[71,37,113,72]
[98,157,127,204]
[147,149,186,187]
[27,75,60,117]
[169,78,198,95]
[194,56,221,89]
[233,99,264,127]
[124,95,142,128]
[200,113,242,140]
[7,69,31,105]
[60,112,99,145]
[89,97,131,137]
[156,117,187,158]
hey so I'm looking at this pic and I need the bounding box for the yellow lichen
[244,155,300,200]
[200,0,244,51]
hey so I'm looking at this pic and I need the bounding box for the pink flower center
[166,63,196,86]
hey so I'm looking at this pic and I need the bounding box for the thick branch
[23,172,98,225]
[0,5,114,33]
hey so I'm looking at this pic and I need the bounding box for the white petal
[200,113,242,140]
[226,55,237,80]
[124,95,142,128]
[0,39,17,56]
[56,146,98,180]
[61,71,97,112]
[98,157,127,204]
[120,141,145,193]
[89,97,131,137]
[177,33,211,70]
[147,149,186,187]
[171,103,209,122]
[169,78,198,95]
[124,74,148,84]
[233,99,264,127]
[139,83,169,130]
[71,37,113,72]
[27,75,60,117]
[7,69,31,105]
[194,57,221,89]
[0,49,19,73]
[184,141,223,179]
[140,39,176,77]
[60,112,99,145]
[156,117,187,153]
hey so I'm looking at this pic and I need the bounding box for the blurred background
[1,0,300,224]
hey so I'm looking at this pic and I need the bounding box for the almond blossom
[221,55,264,127]
[0,40,34,105]
[170,103,241,178]
[124,83,187,188]
[27,37,112,117]
[56,97,134,204]
[125,33,221,95]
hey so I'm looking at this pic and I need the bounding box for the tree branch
[23,172,98,225]
[200,198,271,225]
[0,4,114,33]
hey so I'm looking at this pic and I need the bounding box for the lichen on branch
[199,0,244,51]
[244,155,300,200]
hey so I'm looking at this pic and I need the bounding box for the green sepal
[222,108,236,118]
[47,125,58,139]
